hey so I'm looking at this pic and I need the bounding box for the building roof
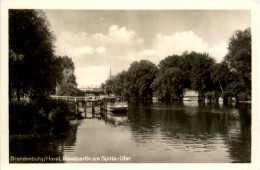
[183,90,198,97]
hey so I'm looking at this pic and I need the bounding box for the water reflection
[9,120,81,163]
[126,101,251,162]
[105,112,128,126]
[9,101,251,163]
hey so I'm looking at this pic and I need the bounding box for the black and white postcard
[1,1,259,170]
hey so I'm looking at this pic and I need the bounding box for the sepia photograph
[1,1,259,170]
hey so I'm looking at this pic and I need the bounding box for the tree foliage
[187,52,216,94]
[112,71,129,97]
[9,49,25,101]
[225,28,251,97]
[211,61,230,93]
[152,55,185,100]
[211,28,252,101]
[152,67,185,100]
[9,9,62,100]
[152,53,215,100]
[105,60,157,99]
[55,56,78,96]
[126,60,158,99]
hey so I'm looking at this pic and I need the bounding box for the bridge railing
[50,95,104,102]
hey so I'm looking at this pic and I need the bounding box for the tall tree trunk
[218,80,223,93]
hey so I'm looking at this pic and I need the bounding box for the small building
[183,89,199,101]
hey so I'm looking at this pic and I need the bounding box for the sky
[44,10,251,88]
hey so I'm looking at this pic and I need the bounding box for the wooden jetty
[50,95,108,118]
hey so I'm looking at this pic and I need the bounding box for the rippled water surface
[10,101,251,163]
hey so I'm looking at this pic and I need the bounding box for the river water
[9,101,251,163]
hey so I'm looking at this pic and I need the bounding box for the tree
[104,76,115,96]
[112,71,129,97]
[158,55,184,73]
[9,9,62,100]
[9,49,24,101]
[104,71,130,97]
[211,62,229,93]
[155,52,216,100]
[103,60,157,99]
[152,55,186,100]
[55,56,78,96]
[152,67,185,101]
[127,60,158,99]
[225,28,251,99]
[188,52,216,97]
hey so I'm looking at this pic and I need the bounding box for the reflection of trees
[129,101,159,131]
[224,103,251,163]
[127,101,157,144]
[57,121,81,156]
[127,101,251,162]
[9,121,81,163]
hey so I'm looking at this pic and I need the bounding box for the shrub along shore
[9,97,80,135]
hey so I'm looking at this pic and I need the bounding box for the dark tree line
[104,60,158,100]
[9,9,78,102]
[9,10,60,100]
[103,28,251,102]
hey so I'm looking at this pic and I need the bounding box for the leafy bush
[9,101,51,134]
[48,100,72,133]
[9,97,73,135]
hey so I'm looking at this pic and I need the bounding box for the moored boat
[106,96,128,113]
